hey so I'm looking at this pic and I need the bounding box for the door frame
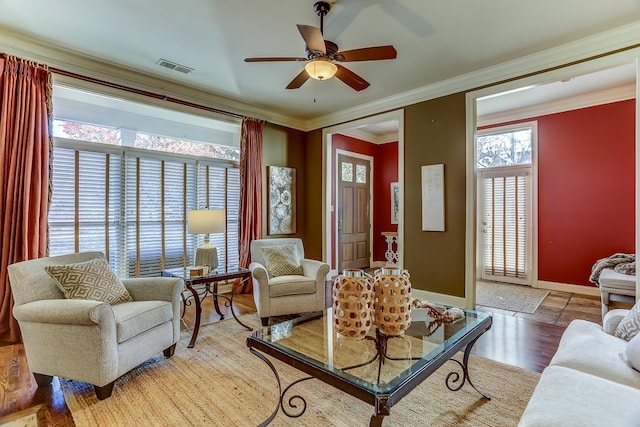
[335,149,374,272]
[323,109,405,276]
[465,49,640,308]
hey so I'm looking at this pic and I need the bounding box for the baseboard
[412,289,468,308]
[217,283,233,294]
[536,280,600,297]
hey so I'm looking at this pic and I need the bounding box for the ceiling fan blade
[297,24,326,54]
[336,45,397,62]
[244,57,307,62]
[335,64,370,91]
[286,69,311,89]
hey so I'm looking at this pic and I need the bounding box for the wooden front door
[337,154,371,271]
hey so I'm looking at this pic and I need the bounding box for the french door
[479,167,531,285]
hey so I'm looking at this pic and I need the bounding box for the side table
[162,266,252,348]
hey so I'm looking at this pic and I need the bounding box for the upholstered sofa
[518,309,640,426]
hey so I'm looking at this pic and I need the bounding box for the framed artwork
[390,182,400,224]
[421,164,445,231]
[268,166,296,235]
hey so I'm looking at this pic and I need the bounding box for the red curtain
[236,118,264,294]
[0,55,52,343]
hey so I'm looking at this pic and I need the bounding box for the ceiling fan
[244,1,397,91]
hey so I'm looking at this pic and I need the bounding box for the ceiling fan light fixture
[305,60,338,81]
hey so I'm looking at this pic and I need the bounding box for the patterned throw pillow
[615,302,640,341]
[261,245,304,277]
[45,258,133,305]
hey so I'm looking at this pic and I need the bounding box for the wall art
[390,182,400,224]
[421,164,445,231]
[268,166,296,235]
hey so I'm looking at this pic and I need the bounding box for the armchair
[8,252,182,399]
[250,238,329,326]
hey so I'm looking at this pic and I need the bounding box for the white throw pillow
[627,333,640,372]
[615,302,640,341]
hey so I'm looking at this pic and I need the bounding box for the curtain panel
[237,118,264,293]
[0,55,52,343]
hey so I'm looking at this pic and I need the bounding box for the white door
[479,169,531,284]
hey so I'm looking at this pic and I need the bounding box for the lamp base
[194,245,219,270]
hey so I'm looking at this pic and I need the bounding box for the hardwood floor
[0,285,620,426]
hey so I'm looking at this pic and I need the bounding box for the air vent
[156,59,194,74]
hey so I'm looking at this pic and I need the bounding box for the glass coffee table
[246,307,492,426]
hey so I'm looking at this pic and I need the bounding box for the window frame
[475,120,538,287]
[476,121,535,170]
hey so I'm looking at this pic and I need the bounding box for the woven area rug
[477,281,549,314]
[62,315,539,426]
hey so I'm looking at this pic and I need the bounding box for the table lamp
[187,209,226,270]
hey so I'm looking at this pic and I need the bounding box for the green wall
[300,93,468,297]
[403,93,467,297]
[261,123,307,240]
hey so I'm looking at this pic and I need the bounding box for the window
[476,126,532,169]
[49,87,240,278]
[341,161,353,182]
[356,164,367,183]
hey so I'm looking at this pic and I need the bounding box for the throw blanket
[589,253,636,285]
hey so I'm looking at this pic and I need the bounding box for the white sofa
[519,309,640,427]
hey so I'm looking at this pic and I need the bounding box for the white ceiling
[1,0,639,128]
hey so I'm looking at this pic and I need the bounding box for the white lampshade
[187,209,225,234]
[305,60,338,81]
[187,209,225,269]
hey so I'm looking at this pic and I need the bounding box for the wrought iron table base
[185,279,253,348]
[250,330,490,426]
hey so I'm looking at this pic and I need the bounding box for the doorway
[477,122,535,286]
[323,109,405,276]
[466,51,640,308]
[336,152,372,271]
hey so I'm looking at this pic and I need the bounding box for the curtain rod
[50,66,245,120]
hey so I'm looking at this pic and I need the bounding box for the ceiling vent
[156,59,194,74]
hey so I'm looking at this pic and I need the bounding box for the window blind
[49,143,239,278]
[481,172,528,279]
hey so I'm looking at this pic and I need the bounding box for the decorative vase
[332,269,374,339]
[373,266,412,336]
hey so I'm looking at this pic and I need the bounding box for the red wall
[373,142,399,261]
[484,99,635,286]
[331,134,398,268]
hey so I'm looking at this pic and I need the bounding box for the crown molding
[336,128,398,144]
[0,27,307,130]
[1,20,639,133]
[305,21,640,131]
[477,84,636,127]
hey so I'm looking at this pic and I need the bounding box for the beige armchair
[8,252,182,400]
[250,238,329,326]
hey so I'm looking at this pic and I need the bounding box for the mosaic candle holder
[373,266,412,336]
[332,269,374,339]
